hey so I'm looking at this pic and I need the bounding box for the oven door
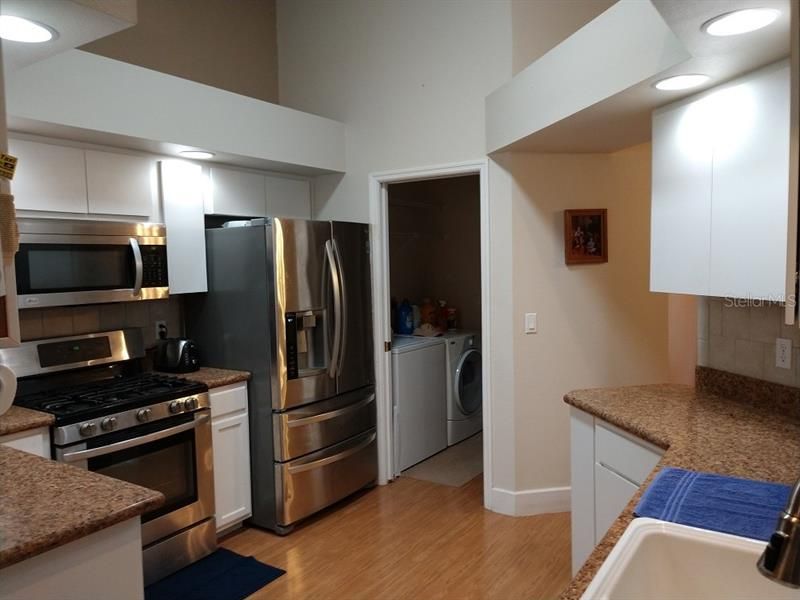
[15,235,169,309]
[57,411,215,546]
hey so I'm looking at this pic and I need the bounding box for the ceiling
[510,0,791,153]
[0,0,135,72]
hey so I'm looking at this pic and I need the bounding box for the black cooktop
[15,373,208,425]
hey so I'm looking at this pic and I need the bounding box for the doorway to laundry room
[386,174,484,500]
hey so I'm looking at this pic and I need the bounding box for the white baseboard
[489,486,571,516]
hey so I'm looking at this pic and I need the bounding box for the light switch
[776,338,792,369]
[524,312,537,334]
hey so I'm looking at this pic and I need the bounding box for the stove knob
[169,400,185,414]
[101,417,117,432]
[185,397,199,411]
[79,422,97,437]
[136,408,152,423]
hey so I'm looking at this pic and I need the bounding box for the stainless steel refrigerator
[186,218,376,534]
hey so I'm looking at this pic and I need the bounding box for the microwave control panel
[141,245,169,287]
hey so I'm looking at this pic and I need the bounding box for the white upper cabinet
[708,63,791,300]
[9,138,88,213]
[650,102,713,295]
[265,175,312,219]
[85,150,154,217]
[206,166,267,217]
[650,60,792,300]
[160,160,207,294]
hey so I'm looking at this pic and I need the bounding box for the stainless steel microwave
[15,219,169,309]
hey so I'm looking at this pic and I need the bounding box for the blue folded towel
[634,467,792,541]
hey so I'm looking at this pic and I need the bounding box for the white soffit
[486,0,690,154]
[5,50,346,175]
[487,0,791,154]
[0,0,136,72]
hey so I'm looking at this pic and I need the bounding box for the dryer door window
[455,349,482,416]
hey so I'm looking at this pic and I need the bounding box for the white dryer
[443,332,482,446]
[391,335,448,472]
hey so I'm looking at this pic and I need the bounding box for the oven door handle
[130,237,143,296]
[60,414,209,463]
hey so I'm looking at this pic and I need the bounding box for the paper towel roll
[0,364,17,416]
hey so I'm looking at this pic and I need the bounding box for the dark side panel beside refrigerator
[186,218,376,534]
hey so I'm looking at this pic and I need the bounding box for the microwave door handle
[129,237,143,296]
[331,239,347,377]
[60,414,209,463]
[325,240,342,379]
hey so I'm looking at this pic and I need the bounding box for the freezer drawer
[273,386,376,462]
[275,429,377,526]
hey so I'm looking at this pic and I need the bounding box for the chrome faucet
[758,480,800,587]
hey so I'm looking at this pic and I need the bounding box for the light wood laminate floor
[221,476,571,600]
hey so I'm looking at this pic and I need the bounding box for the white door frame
[368,159,492,507]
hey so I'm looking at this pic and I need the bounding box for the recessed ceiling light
[702,8,780,36]
[179,150,215,160]
[0,15,56,43]
[654,74,711,91]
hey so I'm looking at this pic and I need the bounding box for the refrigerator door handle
[325,240,343,379]
[331,238,348,377]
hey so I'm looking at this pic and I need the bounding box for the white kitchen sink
[582,518,800,600]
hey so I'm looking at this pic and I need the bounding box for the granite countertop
[155,366,251,389]
[0,406,54,437]
[0,445,164,569]
[560,368,800,600]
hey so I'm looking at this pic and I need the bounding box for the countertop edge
[0,492,164,570]
[0,447,165,570]
[155,366,251,389]
[0,406,55,437]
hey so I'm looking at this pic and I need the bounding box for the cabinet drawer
[273,387,376,462]
[275,428,377,526]
[595,421,662,486]
[209,382,248,418]
[594,462,639,542]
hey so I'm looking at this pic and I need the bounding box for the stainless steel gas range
[1,329,216,585]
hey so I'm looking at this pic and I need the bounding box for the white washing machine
[443,331,482,446]
[391,335,448,473]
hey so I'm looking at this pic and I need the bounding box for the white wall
[276,0,513,223]
[510,143,670,492]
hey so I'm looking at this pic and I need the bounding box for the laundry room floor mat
[403,432,483,487]
[144,548,285,600]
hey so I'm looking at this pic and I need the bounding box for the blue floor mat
[145,548,285,600]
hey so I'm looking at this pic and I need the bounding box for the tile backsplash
[19,298,183,348]
[697,298,800,387]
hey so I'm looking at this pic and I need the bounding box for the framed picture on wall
[564,209,608,265]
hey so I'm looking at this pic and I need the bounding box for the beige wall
[511,0,615,74]
[20,298,183,348]
[510,143,670,490]
[668,294,697,386]
[388,176,481,331]
[698,299,800,386]
[81,0,278,103]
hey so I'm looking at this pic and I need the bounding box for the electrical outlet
[776,338,792,370]
[155,320,168,341]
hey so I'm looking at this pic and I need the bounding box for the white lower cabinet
[0,426,50,458]
[594,463,638,542]
[210,382,252,532]
[570,407,663,574]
